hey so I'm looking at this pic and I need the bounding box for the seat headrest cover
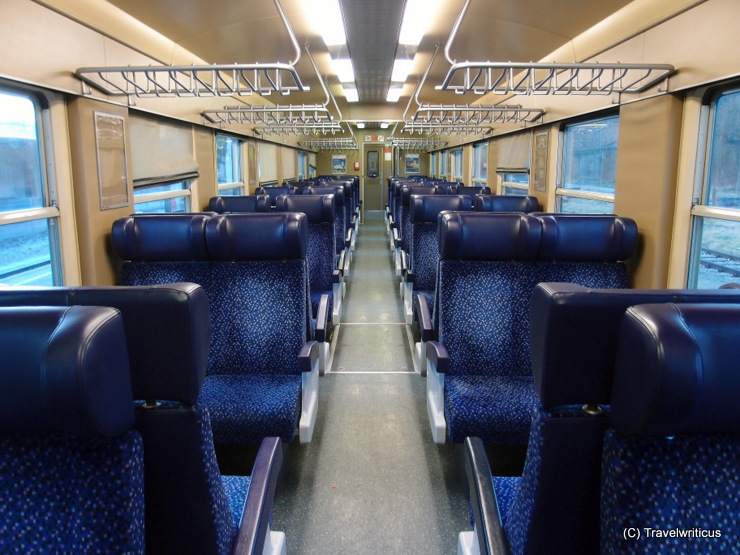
[439,212,542,260]
[0,306,134,436]
[205,212,307,260]
[307,186,345,205]
[537,214,637,261]
[207,195,270,213]
[255,186,296,206]
[476,195,540,213]
[452,185,491,195]
[0,284,210,405]
[111,214,211,261]
[612,303,740,436]
[411,195,471,222]
[401,185,438,205]
[276,194,335,223]
[529,282,740,408]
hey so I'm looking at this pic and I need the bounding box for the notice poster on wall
[533,131,549,193]
[405,153,420,174]
[332,154,347,174]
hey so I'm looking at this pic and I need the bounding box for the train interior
[1,0,740,553]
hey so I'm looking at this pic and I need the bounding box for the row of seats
[422,212,637,445]
[111,212,323,445]
[0,286,286,553]
[459,283,740,554]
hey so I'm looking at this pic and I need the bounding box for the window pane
[502,173,529,185]
[217,136,240,185]
[559,196,614,214]
[706,90,740,209]
[0,219,54,286]
[218,186,243,196]
[562,116,619,195]
[502,186,529,196]
[692,217,740,288]
[134,197,188,213]
[0,91,44,212]
[474,144,488,180]
[134,182,187,196]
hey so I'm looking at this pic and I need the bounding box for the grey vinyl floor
[272,210,469,555]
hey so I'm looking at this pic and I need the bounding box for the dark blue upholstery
[432,213,638,445]
[0,306,144,553]
[255,185,296,206]
[113,213,318,445]
[307,186,347,257]
[275,194,338,320]
[208,195,270,213]
[475,195,540,213]
[399,185,439,254]
[449,185,491,208]
[601,303,740,553]
[112,213,211,261]
[462,284,740,555]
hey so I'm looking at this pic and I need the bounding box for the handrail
[444,0,472,66]
[76,0,306,97]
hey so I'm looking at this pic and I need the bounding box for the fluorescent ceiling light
[356,122,366,129]
[380,122,389,129]
[399,0,441,46]
[391,59,414,83]
[344,87,359,102]
[333,58,355,83]
[306,0,346,46]
[386,87,403,103]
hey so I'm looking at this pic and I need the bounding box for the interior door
[364,146,383,210]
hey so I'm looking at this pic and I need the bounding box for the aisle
[272,211,468,555]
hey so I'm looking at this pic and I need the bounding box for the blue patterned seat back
[307,186,346,256]
[601,303,740,553]
[0,306,144,554]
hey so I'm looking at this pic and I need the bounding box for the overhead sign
[365,135,385,142]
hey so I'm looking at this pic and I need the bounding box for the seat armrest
[332,269,341,284]
[298,341,320,373]
[345,228,353,248]
[393,227,400,248]
[336,250,346,275]
[315,294,329,343]
[417,294,435,342]
[232,437,283,555]
[426,341,449,373]
[464,437,511,555]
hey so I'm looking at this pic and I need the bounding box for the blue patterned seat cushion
[537,261,629,289]
[120,261,212,291]
[492,476,520,528]
[0,431,145,553]
[222,475,252,532]
[438,261,538,378]
[444,375,538,444]
[307,224,335,298]
[601,430,740,553]
[411,222,439,293]
[199,374,302,443]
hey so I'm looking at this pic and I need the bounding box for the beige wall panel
[66,96,132,286]
[614,94,684,288]
[193,126,216,210]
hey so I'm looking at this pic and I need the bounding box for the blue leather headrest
[537,214,637,261]
[0,284,210,405]
[401,185,438,206]
[530,282,740,408]
[275,194,335,223]
[255,186,296,206]
[205,213,307,260]
[439,212,542,260]
[307,186,345,206]
[410,195,471,223]
[612,303,740,436]
[207,195,270,213]
[476,195,541,213]
[0,306,134,436]
[111,214,211,261]
[451,185,491,196]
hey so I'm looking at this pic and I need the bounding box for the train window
[0,88,62,286]
[439,151,448,180]
[557,115,618,213]
[430,152,438,178]
[298,152,308,180]
[452,149,463,183]
[473,143,488,186]
[688,87,740,288]
[134,181,191,213]
[500,173,529,196]
[216,135,244,195]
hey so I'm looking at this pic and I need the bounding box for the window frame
[452,149,463,183]
[687,85,740,288]
[133,179,192,213]
[0,85,63,286]
[556,114,619,214]
[472,142,488,186]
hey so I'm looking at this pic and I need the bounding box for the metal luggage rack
[401,122,492,136]
[438,0,674,96]
[75,0,306,97]
[389,137,448,151]
[255,121,345,136]
[300,134,358,151]
[410,104,543,125]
